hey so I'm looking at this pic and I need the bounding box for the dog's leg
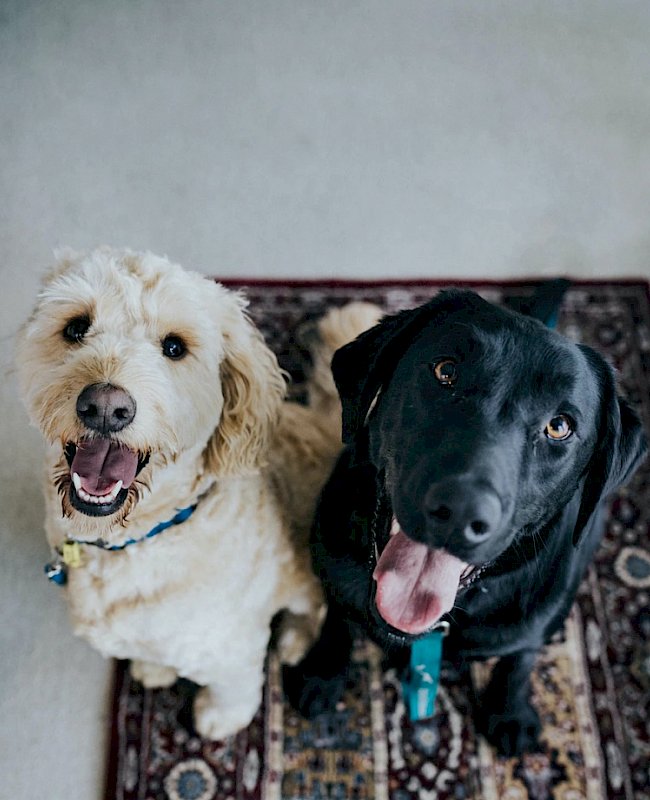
[193,682,262,741]
[275,607,325,666]
[475,649,542,756]
[283,603,355,718]
[129,659,178,689]
[192,647,268,740]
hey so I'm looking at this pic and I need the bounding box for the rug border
[103,277,649,800]
[216,276,649,293]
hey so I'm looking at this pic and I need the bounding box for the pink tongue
[373,528,467,635]
[71,439,139,495]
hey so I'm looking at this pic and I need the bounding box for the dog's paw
[130,660,178,689]
[192,687,256,741]
[276,626,313,667]
[476,702,542,757]
[283,663,347,719]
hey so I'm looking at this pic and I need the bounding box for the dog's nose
[76,383,136,434]
[424,477,502,546]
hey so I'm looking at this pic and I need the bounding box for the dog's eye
[433,359,458,386]
[162,334,187,360]
[544,415,574,441]
[62,315,91,343]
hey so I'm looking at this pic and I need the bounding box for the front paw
[130,659,178,689]
[276,624,313,667]
[193,687,257,741]
[476,700,542,757]
[283,663,347,719]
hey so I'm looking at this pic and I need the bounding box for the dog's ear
[573,345,647,545]
[504,278,571,329]
[332,290,471,442]
[203,292,286,476]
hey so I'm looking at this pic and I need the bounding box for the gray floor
[1,2,649,798]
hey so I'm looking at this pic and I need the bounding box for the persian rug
[105,280,650,800]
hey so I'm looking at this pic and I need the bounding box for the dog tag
[403,622,449,722]
[44,560,67,586]
[62,541,83,568]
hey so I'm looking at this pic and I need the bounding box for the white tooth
[75,479,124,505]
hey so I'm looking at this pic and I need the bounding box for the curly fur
[16,247,376,739]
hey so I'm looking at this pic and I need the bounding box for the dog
[285,287,647,756]
[16,246,379,739]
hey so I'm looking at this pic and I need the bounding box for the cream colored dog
[17,247,380,739]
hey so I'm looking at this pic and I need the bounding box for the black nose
[424,477,502,546]
[76,383,136,434]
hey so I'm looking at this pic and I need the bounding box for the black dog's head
[332,289,646,637]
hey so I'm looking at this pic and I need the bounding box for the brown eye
[63,315,91,343]
[433,359,458,386]
[544,414,574,441]
[162,334,187,360]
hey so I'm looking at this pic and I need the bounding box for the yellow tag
[62,541,83,568]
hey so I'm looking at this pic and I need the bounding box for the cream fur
[16,247,380,739]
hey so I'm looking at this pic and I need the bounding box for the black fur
[285,288,647,756]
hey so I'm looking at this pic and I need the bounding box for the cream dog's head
[17,247,285,533]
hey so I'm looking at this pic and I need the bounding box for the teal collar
[403,621,450,721]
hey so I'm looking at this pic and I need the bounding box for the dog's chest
[64,498,290,659]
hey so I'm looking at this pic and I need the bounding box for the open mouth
[371,517,485,637]
[64,439,149,517]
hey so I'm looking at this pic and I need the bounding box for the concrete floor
[1,1,649,798]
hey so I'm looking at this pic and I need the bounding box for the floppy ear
[573,345,648,545]
[332,290,473,442]
[504,278,571,329]
[203,292,286,476]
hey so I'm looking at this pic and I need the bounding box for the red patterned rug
[105,280,650,800]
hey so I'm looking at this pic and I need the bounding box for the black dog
[286,288,647,756]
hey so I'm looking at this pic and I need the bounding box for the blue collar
[45,503,198,585]
[80,503,197,551]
